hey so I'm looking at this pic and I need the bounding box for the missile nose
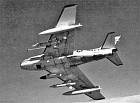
[62,91,72,95]
[20,62,27,67]
[50,85,57,88]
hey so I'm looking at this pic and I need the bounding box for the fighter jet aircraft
[21,30,123,100]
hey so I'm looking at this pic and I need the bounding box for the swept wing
[46,64,105,100]
[56,4,77,27]
[39,4,82,35]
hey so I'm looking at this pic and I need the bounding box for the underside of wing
[58,66,105,100]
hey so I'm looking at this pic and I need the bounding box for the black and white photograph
[0,0,140,103]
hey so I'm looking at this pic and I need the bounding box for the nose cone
[20,60,40,70]
[20,63,26,70]
[62,91,73,95]
[20,61,30,70]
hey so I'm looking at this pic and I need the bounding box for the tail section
[102,32,123,66]
[56,4,77,27]
[101,32,116,49]
[106,52,123,66]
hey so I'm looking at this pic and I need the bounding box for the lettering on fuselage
[73,48,112,56]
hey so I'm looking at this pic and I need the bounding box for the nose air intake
[20,58,41,70]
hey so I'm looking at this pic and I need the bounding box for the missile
[32,42,51,48]
[40,74,62,79]
[63,86,101,95]
[32,43,40,47]
[27,47,46,51]
[50,82,76,88]
[27,42,52,51]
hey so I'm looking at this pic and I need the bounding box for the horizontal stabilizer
[106,52,123,66]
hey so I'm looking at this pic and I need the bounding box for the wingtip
[64,4,77,8]
[108,32,115,35]
[38,30,50,35]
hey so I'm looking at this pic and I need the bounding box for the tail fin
[102,32,123,66]
[101,32,121,49]
[56,4,77,27]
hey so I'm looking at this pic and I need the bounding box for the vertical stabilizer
[101,32,116,49]
[56,4,77,27]
[101,32,123,66]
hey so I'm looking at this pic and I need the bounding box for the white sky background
[0,0,140,103]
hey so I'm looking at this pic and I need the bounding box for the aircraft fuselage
[20,48,114,72]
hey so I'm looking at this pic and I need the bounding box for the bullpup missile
[27,42,52,51]
[32,42,51,48]
[63,86,101,95]
[27,47,45,51]
[40,74,62,79]
[50,82,76,88]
